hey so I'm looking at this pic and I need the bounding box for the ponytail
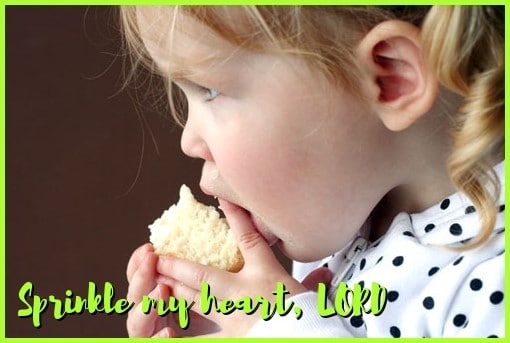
[421,6,504,248]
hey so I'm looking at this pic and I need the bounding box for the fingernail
[156,257,166,272]
[142,243,153,252]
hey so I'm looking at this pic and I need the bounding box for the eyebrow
[168,68,194,81]
[166,50,239,81]
[162,65,204,83]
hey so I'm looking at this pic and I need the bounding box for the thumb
[301,267,333,292]
[219,199,276,266]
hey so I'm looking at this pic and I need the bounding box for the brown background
[6,5,291,337]
[6,5,204,337]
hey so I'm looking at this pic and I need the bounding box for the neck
[369,89,461,241]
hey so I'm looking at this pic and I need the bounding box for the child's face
[138,8,397,262]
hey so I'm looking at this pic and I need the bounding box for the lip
[200,184,279,246]
[199,183,221,201]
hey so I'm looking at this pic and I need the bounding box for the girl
[121,6,504,337]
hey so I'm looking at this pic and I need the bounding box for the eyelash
[198,85,219,102]
[174,79,220,103]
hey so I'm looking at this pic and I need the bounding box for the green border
[1,3,4,343]
[505,4,509,342]
[1,1,508,4]
[1,2,508,343]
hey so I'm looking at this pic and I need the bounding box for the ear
[356,20,438,131]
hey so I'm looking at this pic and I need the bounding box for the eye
[201,86,219,102]
[173,79,220,102]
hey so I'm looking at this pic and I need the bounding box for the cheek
[218,136,299,195]
[216,131,308,218]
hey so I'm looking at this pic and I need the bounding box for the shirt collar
[410,161,505,246]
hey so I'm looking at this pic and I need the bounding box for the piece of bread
[149,184,244,272]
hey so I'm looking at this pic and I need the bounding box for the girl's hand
[125,243,180,337]
[154,201,311,337]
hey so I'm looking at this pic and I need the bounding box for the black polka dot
[424,224,435,233]
[392,256,404,266]
[428,266,440,276]
[453,314,467,327]
[387,291,399,302]
[322,262,329,268]
[465,205,476,214]
[499,204,505,212]
[440,198,450,210]
[376,256,383,264]
[358,280,365,289]
[488,334,499,338]
[496,227,505,234]
[372,241,381,248]
[453,256,464,266]
[390,326,401,338]
[350,315,364,328]
[403,231,415,237]
[423,296,434,310]
[490,291,504,305]
[469,278,483,291]
[360,258,366,271]
[449,223,463,236]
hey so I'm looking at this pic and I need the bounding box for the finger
[301,267,333,291]
[160,278,232,333]
[152,327,177,338]
[155,275,226,335]
[127,252,158,303]
[150,284,182,335]
[127,284,165,337]
[156,256,232,297]
[185,310,221,336]
[219,199,277,266]
[156,275,208,314]
[126,243,154,283]
[155,275,196,303]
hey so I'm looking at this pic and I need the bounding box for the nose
[180,116,213,161]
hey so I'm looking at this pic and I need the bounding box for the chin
[276,241,328,263]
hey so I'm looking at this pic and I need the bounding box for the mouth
[200,184,279,246]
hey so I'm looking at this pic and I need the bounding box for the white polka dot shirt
[247,162,504,337]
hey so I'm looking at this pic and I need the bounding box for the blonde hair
[421,6,504,248]
[119,6,504,249]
